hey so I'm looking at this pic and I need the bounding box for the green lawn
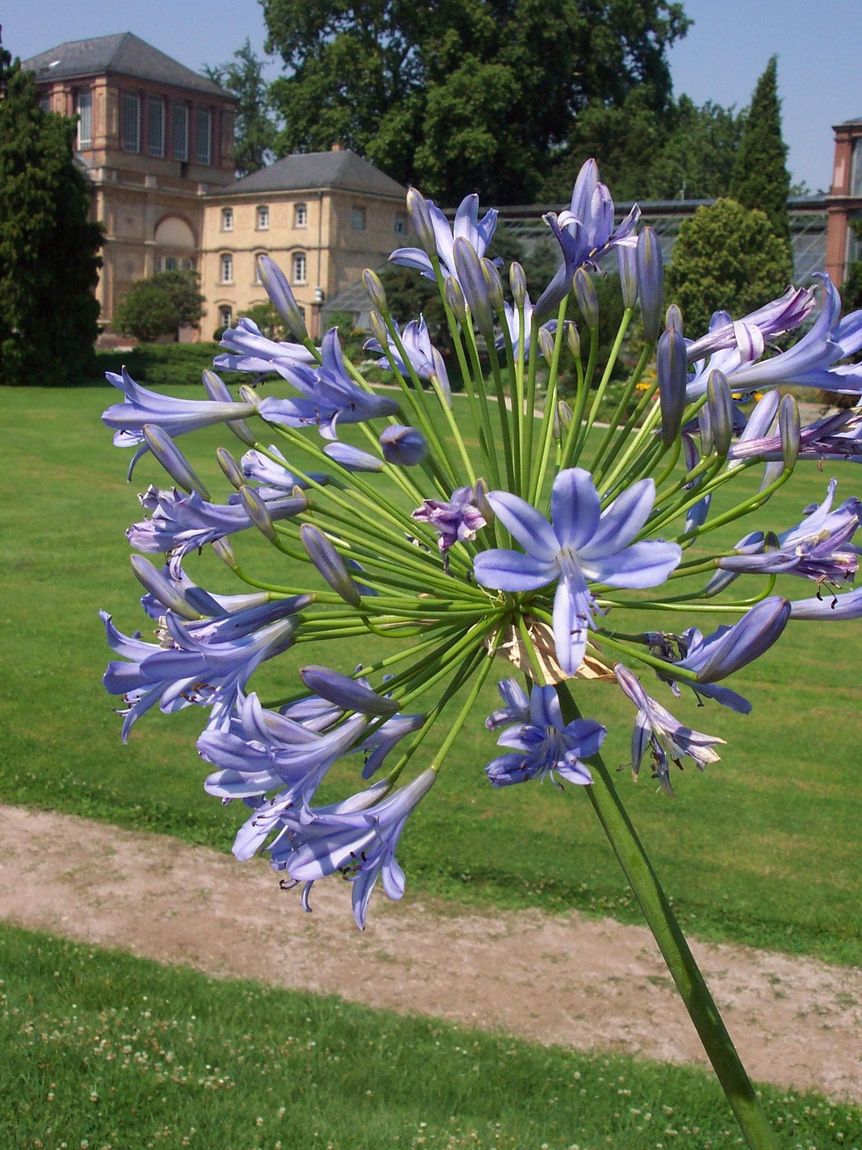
[1,922,858,1150]
[1,384,860,964]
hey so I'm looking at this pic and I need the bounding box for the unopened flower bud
[201,369,256,446]
[706,369,734,457]
[555,401,572,440]
[481,258,505,314]
[300,664,399,716]
[379,424,428,466]
[362,269,388,311]
[573,268,598,329]
[217,447,245,489]
[637,226,664,342]
[779,394,800,469]
[368,309,390,351]
[240,484,276,540]
[143,424,210,499]
[300,523,362,607]
[656,328,687,447]
[238,384,260,407]
[698,403,714,456]
[538,326,556,366]
[665,304,684,334]
[617,244,638,309]
[130,555,199,619]
[453,237,493,335]
[257,254,309,342]
[509,262,527,308]
[212,537,238,570]
[565,321,581,361]
[445,276,467,324]
[405,187,436,255]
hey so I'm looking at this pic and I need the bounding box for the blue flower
[101,608,299,740]
[276,768,437,928]
[484,685,605,787]
[213,316,317,376]
[535,160,640,322]
[364,315,451,401]
[127,485,307,558]
[485,678,530,731]
[256,329,399,439]
[718,480,862,585]
[615,664,725,795]
[412,485,487,554]
[389,192,498,283]
[473,469,682,674]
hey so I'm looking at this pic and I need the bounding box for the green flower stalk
[101,158,862,1149]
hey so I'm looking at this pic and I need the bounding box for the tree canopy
[666,198,793,336]
[205,39,279,176]
[114,271,205,343]
[0,42,103,386]
[262,0,690,203]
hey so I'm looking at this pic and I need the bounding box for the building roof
[22,32,232,99]
[834,114,862,129]
[220,149,406,199]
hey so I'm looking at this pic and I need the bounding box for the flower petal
[473,549,556,591]
[550,468,601,549]
[486,492,559,560]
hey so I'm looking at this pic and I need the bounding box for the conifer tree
[730,56,792,245]
[0,38,103,386]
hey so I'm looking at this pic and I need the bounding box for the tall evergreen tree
[205,40,278,176]
[729,56,791,245]
[0,39,103,386]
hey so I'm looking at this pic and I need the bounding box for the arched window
[292,252,307,285]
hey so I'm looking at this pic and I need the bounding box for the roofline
[205,183,406,201]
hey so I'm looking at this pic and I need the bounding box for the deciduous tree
[114,271,205,343]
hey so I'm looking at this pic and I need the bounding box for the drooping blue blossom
[685,285,816,361]
[717,480,862,585]
[355,712,425,779]
[364,315,451,401]
[484,684,605,787]
[101,609,299,740]
[102,368,257,473]
[412,485,488,553]
[277,768,437,928]
[198,691,369,815]
[322,440,385,471]
[389,192,498,283]
[484,678,530,731]
[132,554,273,622]
[614,664,725,794]
[789,585,862,619]
[127,485,307,558]
[213,316,317,377]
[473,469,682,674]
[240,445,329,497]
[255,329,399,439]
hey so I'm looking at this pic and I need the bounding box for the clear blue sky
[4,0,860,194]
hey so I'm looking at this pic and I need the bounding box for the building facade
[825,115,862,289]
[24,34,407,341]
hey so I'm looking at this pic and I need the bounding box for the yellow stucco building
[24,33,407,340]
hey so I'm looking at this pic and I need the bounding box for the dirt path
[1,803,859,1104]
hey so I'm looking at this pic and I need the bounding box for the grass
[1,921,859,1150]
[1,383,861,965]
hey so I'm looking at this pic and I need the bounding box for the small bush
[96,342,238,388]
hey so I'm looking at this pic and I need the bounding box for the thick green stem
[557,683,780,1150]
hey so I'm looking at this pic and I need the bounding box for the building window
[219,305,233,329]
[147,98,165,157]
[292,252,307,284]
[221,207,234,232]
[38,91,51,113]
[195,107,212,165]
[394,211,407,236]
[75,90,93,149]
[351,206,366,231]
[294,202,308,228]
[121,92,140,152]
[172,103,189,161]
[220,253,233,284]
[157,255,195,273]
[256,205,270,230]
[852,139,862,197]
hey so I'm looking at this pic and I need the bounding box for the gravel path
[1,803,859,1103]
